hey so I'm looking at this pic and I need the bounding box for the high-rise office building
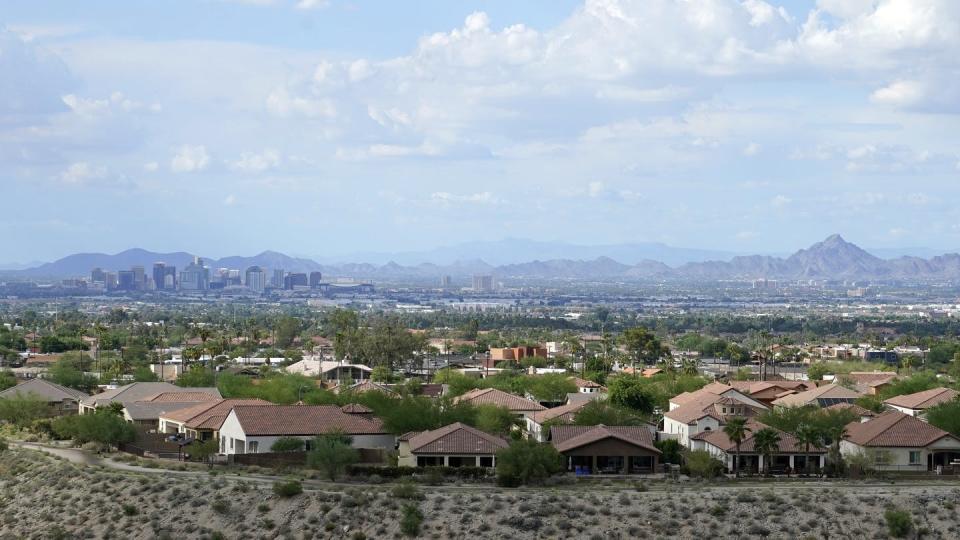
[152,263,172,291]
[440,275,452,288]
[284,273,308,289]
[472,275,494,292]
[245,266,267,292]
[132,266,145,290]
[309,271,323,288]
[91,268,106,283]
[271,269,285,288]
[117,270,136,291]
[180,257,210,290]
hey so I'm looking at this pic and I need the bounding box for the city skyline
[3,1,959,260]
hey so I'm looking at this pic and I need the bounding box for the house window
[479,456,494,467]
[909,451,921,465]
[249,441,259,454]
[229,438,234,450]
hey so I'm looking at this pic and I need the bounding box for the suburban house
[691,420,826,473]
[551,425,661,474]
[825,402,877,423]
[663,394,767,447]
[334,380,396,395]
[285,358,373,382]
[158,398,269,440]
[840,371,898,395]
[727,380,817,406]
[397,422,508,467]
[841,410,960,471]
[884,387,959,417]
[525,400,590,442]
[217,404,393,455]
[569,377,605,394]
[668,382,765,411]
[453,388,546,418]
[770,383,860,408]
[78,382,222,425]
[0,378,89,415]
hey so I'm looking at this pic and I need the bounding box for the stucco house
[0,378,88,416]
[884,387,959,417]
[663,393,767,447]
[158,398,269,440]
[551,425,661,474]
[727,380,817,406]
[397,422,508,467]
[218,404,393,455]
[841,410,960,471]
[525,400,591,442]
[691,420,826,473]
[79,382,222,426]
[770,383,860,408]
[453,388,546,419]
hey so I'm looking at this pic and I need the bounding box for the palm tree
[752,427,782,476]
[723,417,750,477]
[794,423,823,476]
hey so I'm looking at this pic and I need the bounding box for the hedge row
[348,465,491,479]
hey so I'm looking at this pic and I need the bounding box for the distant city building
[117,270,136,291]
[752,278,777,289]
[472,275,495,292]
[440,275,452,288]
[179,257,210,290]
[91,267,106,283]
[245,266,267,292]
[132,266,145,290]
[271,268,285,288]
[153,263,177,291]
[309,271,323,288]
[104,272,118,291]
[284,272,308,289]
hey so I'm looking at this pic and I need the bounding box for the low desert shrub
[400,504,423,537]
[272,480,303,498]
[884,508,912,538]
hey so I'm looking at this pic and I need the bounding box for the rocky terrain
[2,447,960,539]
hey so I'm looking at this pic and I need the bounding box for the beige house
[453,388,546,418]
[884,387,959,417]
[398,422,508,468]
[770,383,860,408]
[841,410,960,471]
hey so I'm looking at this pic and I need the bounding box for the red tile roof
[454,388,545,412]
[824,402,875,417]
[770,384,860,407]
[696,420,825,454]
[406,422,508,454]
[229,404,387,436]
[143,391,221,403]
[529,400,589,424]
[340,403,373,414]
[551,425,660,454]
[161,398,270,427]
[844,410,956,448]
[884,387,959,410]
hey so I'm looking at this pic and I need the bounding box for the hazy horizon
[4,1,959,261]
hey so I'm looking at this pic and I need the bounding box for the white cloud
[296,0,329,9]
[170,145,210,173]
[59,162,106,184]
[743,142,761,156]
[588,181,605,198]
[870,80,925,107]
[265,87,336,118]
[228,149,281,172]
[143,162,159,172]
[428,191,498,206]
[770,194,791,208]
[223,194,237,206]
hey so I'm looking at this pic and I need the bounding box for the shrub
[495,440,563,487]
[210,499,231,515]
[884,509,912,538]
[121,504,138,516]
[0,437,7,453]
[270,437,306,453]
[391,481,424,500]
[306,432,358,481]
[272,480,303,498]
[399,504,423,537]
[681,450,724,478]
[348,465,489,480]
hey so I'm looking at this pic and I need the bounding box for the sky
[2,0,960,262]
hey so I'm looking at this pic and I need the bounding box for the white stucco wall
[218,410,395,455]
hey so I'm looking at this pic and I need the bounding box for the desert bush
[400,504,423,537]
[270,437,306,453]
[391,481,424,500]
[495,440,563,487]
[885,509,912,538]
[272,480,303,497]
[681,450,724,478]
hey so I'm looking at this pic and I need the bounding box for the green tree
[794,423,823,475]
[53,410,136,450]
[189,439,220,463]
[655,438,682,465]
[370,365,395,383]
[0,394,51,427]
[274,317,301,349]
[682,449,724,478]
[926,399,960,436]
[526,373,576,402]
[806,362,830,381]
[176,366,215,388]
[495,439,563,487]
[571,400,646,426]
[752,427,781,475]
[621,327,668,365]
[474,404,518,436]
[270,437,306,452]
[723,417,750,476]
[0,370,15,391]
[49,354,98,392]
[607,375,655,414]
[306,432,359,480]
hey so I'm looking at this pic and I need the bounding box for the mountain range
[7,235,960,282]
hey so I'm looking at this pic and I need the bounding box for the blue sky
[2,0,959,261]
